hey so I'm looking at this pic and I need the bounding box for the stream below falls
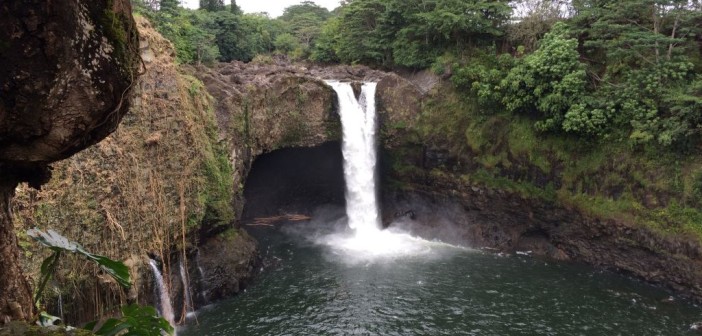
[179,207,700,336]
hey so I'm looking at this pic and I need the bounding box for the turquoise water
[180,214,700,336]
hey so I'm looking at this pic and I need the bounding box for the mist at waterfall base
[178,82,700,335]
[316,81,441,262]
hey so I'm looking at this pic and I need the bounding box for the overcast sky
[182,0,341,17]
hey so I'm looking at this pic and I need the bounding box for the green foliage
[310,17,342,62]
[230,0,243,15]
[28,229,172,335]
[141,4,283,63]
[158,0,179,16]
[280,1,331,22]
[200,0,225,12]
[84,304,174,336]
[501,23,591,134]
[335,0,390,65]
[27,228,131,305]
[451,51,514,107]
[326,0,512,68]
[280,1,331,55]
[274,33,302,57]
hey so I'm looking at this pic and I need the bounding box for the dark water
[180,212,700,336]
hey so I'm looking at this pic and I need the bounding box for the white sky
[182,0,342,17]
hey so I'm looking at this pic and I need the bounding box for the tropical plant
[27,228,173,336]
[27,228,131,305]
[84,305,174,336]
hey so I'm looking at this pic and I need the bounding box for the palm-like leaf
[27,228,132,290]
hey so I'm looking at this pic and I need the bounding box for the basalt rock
[381,146,702,301]
[195,230,258,304]
[0,0,139,323]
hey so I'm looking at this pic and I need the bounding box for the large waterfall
[324,81,432,259]
[326,81,381,236]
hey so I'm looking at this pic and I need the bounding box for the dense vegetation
[135,0,702,150]
[134,0,702,236]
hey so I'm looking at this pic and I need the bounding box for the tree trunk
[0,178,34,324]
[667,12,680,61]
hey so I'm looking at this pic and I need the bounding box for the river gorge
[2,7,702,335]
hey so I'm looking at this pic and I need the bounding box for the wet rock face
[0,0,140,167]
[191,61,424,154]
[191,62,424,219]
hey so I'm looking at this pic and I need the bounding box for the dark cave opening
[241,141,345,220]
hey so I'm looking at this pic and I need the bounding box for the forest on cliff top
[133,0,702,238]
[134,0,702,151]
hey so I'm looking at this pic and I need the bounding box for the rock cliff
[0,0,139,323]
[12,17,258,324]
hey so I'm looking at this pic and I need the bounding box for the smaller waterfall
[196,250,206,281]
[195,250,209,302]
[57,291,64,322]
[148,259,176,328]
[179,261,193,316]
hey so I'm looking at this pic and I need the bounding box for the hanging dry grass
[11,16,236,325]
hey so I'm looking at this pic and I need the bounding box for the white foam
[325,81,465,262]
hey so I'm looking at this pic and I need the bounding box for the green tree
[569,0,702,145]
[240,13,283,55]
[274,33,302,57]
[280,1,331,22]
[335,0,389,65]
[207,11,247,61]
[159,0,179,15]
[508,0,567,52]
[200,0,225,12]
[311,17,342,62]
[278,1,331,56]
[231,0,243,15]
[501,22,592,133]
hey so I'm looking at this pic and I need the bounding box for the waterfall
[179,261,193,316]
[148,259,176,329]
[323,81,434,260]
[326,81,381,236]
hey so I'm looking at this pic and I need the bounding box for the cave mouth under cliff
[241,141,345,221]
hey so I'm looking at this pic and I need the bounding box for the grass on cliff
[11,69,238,324]
[407,83,702,239]
[181,74,235,230]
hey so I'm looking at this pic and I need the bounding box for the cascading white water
[321,81,451,261]
[179,261,193,316]
[327,81,381,237]
[148,259,176,329]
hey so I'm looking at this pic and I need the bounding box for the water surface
[180,214,700,336]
